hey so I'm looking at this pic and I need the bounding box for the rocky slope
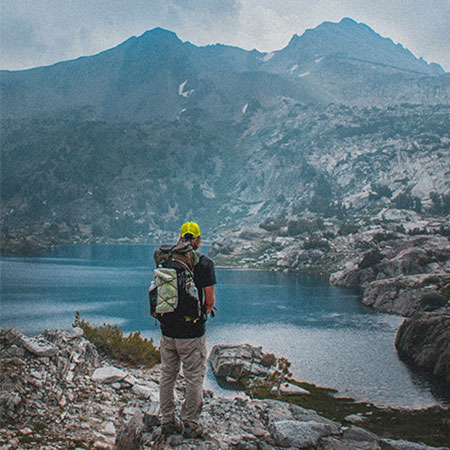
[2,328,448,450]
[1,101,449,255]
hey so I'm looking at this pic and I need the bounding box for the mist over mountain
[1,18,449,252]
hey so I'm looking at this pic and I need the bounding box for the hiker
[155,221,216,438]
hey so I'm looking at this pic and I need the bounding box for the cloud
[1,0,449,71]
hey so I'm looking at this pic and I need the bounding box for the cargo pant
[159,335,207,426]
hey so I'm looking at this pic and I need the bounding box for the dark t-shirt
[161,254,216,339]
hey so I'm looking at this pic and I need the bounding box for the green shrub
[373,232,396,243]
[338,223,360,236]
[287,219,322,236]
[441,284,450,299]
[260,353,277,368]
[73,312,160,367]
[408,228,428,236]
[436,226,450,237]
[259,217,286,232]
[303,239,330,251]
[359,248,383,269]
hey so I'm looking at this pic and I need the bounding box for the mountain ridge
[1,18,448,124]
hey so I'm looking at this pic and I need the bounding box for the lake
[0,243,443,409]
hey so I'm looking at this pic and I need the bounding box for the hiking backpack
[149,242,201,323]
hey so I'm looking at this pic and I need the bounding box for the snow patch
[242,103,249,114]
[263,52,274,62]
[249,202,264,215]
[178,80,194,97]
[298,72,310,77]
[201,182,216,199]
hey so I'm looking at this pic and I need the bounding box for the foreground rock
[209,344,276,388]
[118,397,406,450]
[0,328,161,449]
[395,307,450,385]
[1,330,448,450]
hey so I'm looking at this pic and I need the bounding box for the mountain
[264,18,444,75]
[1,19,449,253]
[1,19,448,123]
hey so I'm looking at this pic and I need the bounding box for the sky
[1,0,449,72]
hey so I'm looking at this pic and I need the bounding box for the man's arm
[204,285,215,315]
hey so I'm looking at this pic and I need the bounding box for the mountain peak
[136,27,183,46]
[282,18,443,75]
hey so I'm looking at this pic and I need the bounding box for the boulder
[92,366,128,384]
[114,411,145,450]
[131,384,158,401]
[3,329,59,357]
[209,344,276,388]
[269,419,338,448]
[395,307,450,385]
[382,439,450,450]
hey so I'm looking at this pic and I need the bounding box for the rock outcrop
[208,344,276,388]
[2,330,448,449]
[361,274,450,316]
[117,397,403,450]
[330,235,450,317]
[211,226,450,393]
[395,307,450,385]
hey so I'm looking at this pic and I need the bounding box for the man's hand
[204,285,215,315]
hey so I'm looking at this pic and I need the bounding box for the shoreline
[1,327,449,449]
[2,321,445,411]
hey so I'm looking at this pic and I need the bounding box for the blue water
[0,244,442,408]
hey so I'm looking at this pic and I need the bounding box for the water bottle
[188,282,199,299]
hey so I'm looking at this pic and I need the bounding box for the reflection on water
[0,244,444,408]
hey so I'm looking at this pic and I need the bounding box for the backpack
[149,242,201,323]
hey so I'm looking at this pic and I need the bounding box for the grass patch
[73,312,160,367]
[242,365,450,447]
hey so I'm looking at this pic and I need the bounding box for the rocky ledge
[395,306,450,386]
[1,329,449,450]
[330,235,449,317]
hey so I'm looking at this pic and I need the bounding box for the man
[158,221,216,438]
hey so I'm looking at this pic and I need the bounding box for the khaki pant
[159,335,207,425]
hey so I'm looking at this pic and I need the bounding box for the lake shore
[209,215,450,393]
[1,327,449,449]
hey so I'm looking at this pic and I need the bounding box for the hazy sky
[1,0,449,72]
